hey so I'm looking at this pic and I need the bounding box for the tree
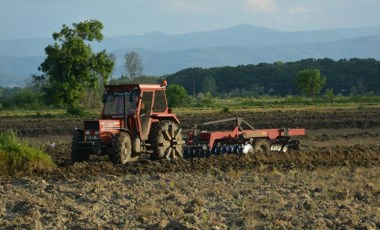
[201,76,218,95]
[39,19,115,114]
[124,51,143,81]
[294,68,326,98]
[325,88,334,103]
[198,92,214,107]
[251,84,265,97]
[166,84,189,107]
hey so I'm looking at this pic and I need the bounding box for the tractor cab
[101,83,179,141]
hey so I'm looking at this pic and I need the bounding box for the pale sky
[0,0,379,39]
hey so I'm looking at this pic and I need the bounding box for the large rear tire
[253,139,271,155]
[150,120,185,160]
[111,132,132,164]
[71,130,89,163]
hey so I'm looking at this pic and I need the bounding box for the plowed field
[1,107,379,229]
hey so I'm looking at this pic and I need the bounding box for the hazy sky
[0,0,379,39]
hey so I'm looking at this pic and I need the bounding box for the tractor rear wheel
[111,132,132,164]
[71,130,89,163]
[253,139,271,155]
[150,120,185,160]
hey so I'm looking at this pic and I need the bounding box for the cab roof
[104,84,166,92]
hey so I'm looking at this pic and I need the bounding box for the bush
[67,105,85,116]
[166,84,190,107]
[0,131,55,176]
[0,88,43,109]
[197,92,214,108]
[221,107,230,113]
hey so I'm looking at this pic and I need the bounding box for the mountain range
[1,24,380,87]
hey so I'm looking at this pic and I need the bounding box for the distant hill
[0,74,27,88]
[111,35,380,75]
[0,56,42,76]
[100,25,346,52]
[2,24,380,56]
[0,24,380,87]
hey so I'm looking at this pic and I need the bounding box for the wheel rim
[159,123,185,160]
[254,139,270,155]
[257,145,266,153]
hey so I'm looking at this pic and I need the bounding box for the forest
[166,58,380,97]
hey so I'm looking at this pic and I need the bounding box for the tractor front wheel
[150,120,185,160]
[111,132,132,164]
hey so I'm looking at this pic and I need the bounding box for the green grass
[1,95,380,118]
[173,96,380,113]
[0,131,55,176]
[0,108,99,119]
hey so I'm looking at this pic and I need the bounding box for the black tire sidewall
[111,132,132,164]
[71,130,89,163]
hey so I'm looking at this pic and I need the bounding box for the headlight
[85,130,90,135]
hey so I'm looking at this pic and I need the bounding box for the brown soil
[0,107,379,229]
[1,107,380,136]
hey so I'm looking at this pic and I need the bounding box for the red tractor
[71,81,185,164]
[72,82,305,164]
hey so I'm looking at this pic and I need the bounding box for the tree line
[165,58,380,97]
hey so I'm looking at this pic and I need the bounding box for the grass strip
[0,131,55,176]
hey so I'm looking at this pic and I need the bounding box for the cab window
[153,90,167,112]
[103,92,137,115]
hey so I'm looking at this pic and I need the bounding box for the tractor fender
[117,128,131,135]
[151,114,180,125]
